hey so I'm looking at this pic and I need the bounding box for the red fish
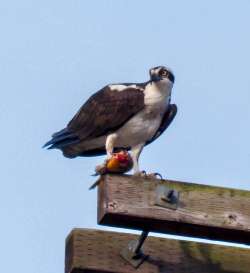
[95,150,133,175]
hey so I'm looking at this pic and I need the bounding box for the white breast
[144,79,172,106]
[79,79,173,150]
[115,79,173,147]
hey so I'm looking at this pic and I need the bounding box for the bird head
[149,66,175,84]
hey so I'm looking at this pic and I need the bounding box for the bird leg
[105,133,117,158]
[131,143,144,175]
[131,144,163,179]
[104,138,163,179]
[94,134,117,176]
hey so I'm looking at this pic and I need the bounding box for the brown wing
[67,85,145,140]
[43,85,145,151]
[74,104,177,157]
[145,104,177,146]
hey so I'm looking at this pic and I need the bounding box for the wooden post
[98,174,250,244]
[65,228,250,273]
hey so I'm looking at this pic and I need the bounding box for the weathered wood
[66,228,250,273]
[98,174,250,244]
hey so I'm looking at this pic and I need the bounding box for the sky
[1,1,250,272]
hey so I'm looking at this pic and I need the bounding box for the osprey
[44,66,177,175]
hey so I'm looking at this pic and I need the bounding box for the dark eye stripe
[168,71,175,83]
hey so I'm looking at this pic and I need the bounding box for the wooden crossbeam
[98,174,250,244]
[65,228,250,273]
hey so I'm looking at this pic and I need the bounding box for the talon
[153,172,163,180]
[134,170,147,177]
[134,171,163,180]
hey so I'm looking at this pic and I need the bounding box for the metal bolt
[133,230,149,258]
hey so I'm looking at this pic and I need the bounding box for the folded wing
[146,104,177,146]
[43,85,145,150]
[73,104,177,157]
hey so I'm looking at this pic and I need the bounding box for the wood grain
[98,174,250,244]
[66,228,250,273]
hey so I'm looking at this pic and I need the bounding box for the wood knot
[228,214,237,222]
[107,201,118,210]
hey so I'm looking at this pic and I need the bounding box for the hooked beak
[150,74,162,83]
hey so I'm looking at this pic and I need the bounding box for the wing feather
[43,85,145,150]
[146,104,177,145]
[73,104,177,156]
[67,85,145,139]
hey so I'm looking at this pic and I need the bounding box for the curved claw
[152,172,163,180]
[146,172,163,180]
[133,171,164,180]
[133,170,147,177]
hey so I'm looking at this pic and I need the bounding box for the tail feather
[43,128,80,149]
[52,128,69,138]
[47,138,79,149]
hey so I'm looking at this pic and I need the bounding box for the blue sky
[1,1,250,272]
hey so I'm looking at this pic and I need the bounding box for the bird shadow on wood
[146,241,240,273]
